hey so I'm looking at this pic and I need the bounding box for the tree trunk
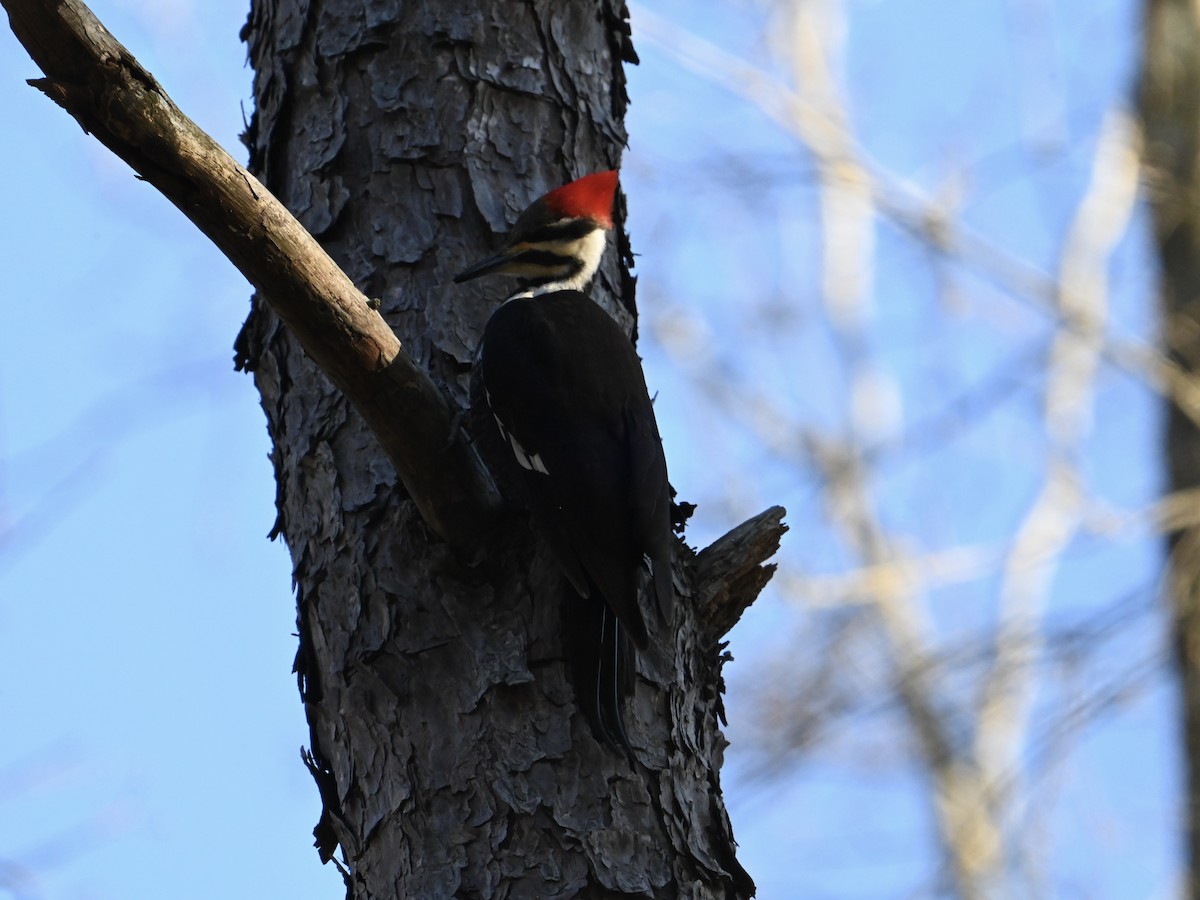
[236,1,764,896]
[1139,1,1200,894]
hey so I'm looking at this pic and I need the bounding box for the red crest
[542,170,619,228]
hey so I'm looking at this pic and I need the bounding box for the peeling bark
[237,4,770,891]
[5,0,784,896]
[2,0,500,551]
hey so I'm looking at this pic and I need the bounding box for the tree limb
[695,505,787,644]
[2,0,501,548]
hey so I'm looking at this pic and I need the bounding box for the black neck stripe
[523,218,599,243]
[513,249,584,272]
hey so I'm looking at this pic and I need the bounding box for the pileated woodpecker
[455,171,673,751]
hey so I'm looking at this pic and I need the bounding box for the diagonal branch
[2,0,500,548]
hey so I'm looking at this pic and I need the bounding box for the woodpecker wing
[624,401,674,622]
[479,291,672,650]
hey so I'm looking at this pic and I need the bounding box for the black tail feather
[564,589,635,758]
[598,608,635,758]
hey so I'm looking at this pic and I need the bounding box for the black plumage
[456,171,674,752]
[479,291,673,749]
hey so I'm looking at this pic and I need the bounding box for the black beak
[454,250,515,284]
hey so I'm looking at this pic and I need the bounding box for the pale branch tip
[695,505,788,643]
[3,0,501,549]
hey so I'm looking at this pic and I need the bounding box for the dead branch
[695,506,788,644]
[1,0,500,548]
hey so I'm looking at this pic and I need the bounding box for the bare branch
[695,506,788,643]
[975,109,1140,789]
[1,0,500,548]
[633,2,1200,433]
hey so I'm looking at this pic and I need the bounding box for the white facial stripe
[561,229,606,289]
[515,229,608,297]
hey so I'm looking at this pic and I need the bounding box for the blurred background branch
[0,0,1188,897]
[631,0,1174,896]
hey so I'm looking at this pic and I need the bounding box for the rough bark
[0,0,496,549]
[2,0,498,550]
[4,0,786,896]
[1138,1,1200,893]
[235,1,772,897]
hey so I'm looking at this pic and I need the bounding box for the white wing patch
[486,389,550,475]
[507,432,550,475]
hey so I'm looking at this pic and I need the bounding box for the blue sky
[0,0,1176,898]
[1,3,336,897]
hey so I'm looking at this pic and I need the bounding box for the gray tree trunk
[1139,1,1200,894]
[236,1,765,896]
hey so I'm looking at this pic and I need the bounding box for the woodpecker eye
[507,249,582,278]
[526,217,600,244]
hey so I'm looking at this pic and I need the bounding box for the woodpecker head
[455,170,618,295]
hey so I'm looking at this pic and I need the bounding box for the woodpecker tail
[563,588,636,759]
